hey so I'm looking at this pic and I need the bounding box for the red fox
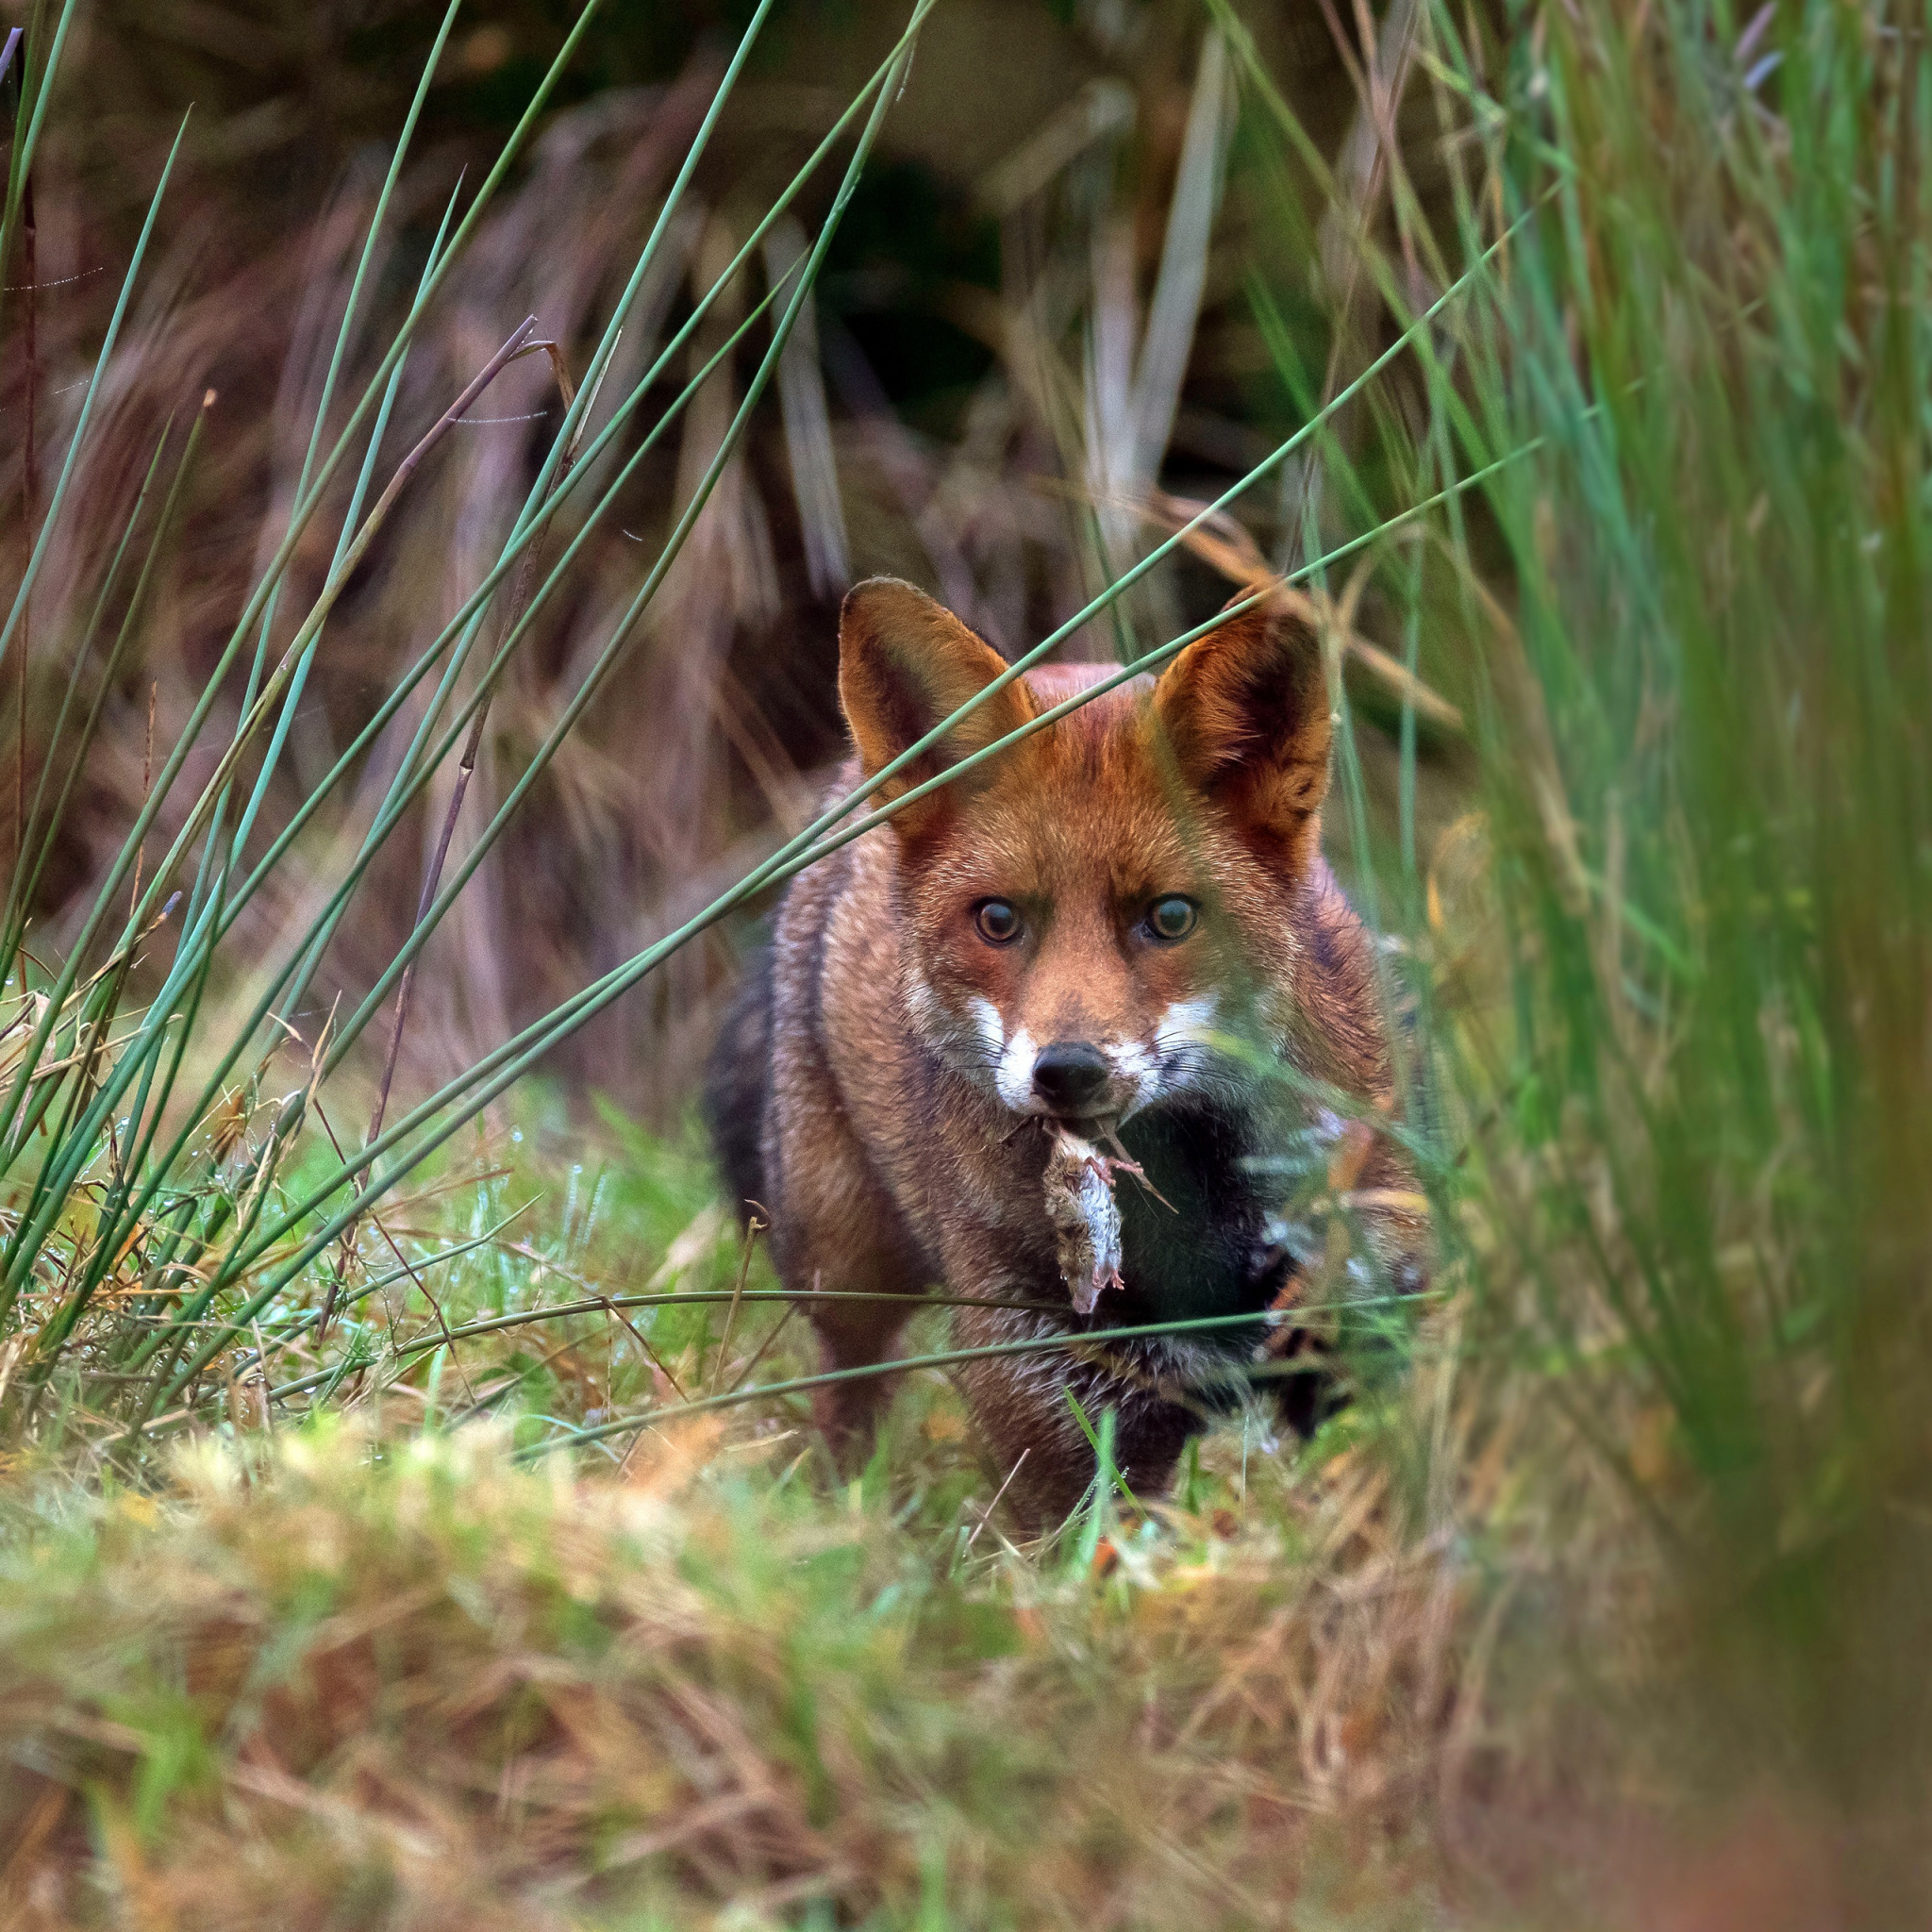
[706,576,1427,1527]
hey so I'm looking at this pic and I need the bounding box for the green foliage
[0,0,932,1456]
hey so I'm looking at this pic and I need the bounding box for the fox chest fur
[707,577,1424,1528]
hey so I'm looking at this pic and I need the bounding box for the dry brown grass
[0,1322,1634,1931]
[0,1106,1653,1926]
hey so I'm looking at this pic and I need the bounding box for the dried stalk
[15,165,32,885]
[325,337,600,1330]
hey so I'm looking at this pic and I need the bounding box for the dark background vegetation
[16,0,1448,1118]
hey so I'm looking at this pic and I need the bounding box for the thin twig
[251,1316,274,1436]
[127,683,155,918]
[183,316,545,875]
[600,1293,689,1402]
[358,317,542,558]
[310,1096,475,1407]
[966,1448,1030,1551]
[1100,1126,1177,1212]
[515,1291,1441,1464]
[713,1214,763,1392]
[14,159,33,890]
[358,331,606,1170]
[725,1296,796,1396]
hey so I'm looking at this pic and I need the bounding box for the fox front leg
[951,1306,1203,1533]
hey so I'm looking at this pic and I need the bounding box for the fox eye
[974,899,1024,945]
[1146,896,1198,943]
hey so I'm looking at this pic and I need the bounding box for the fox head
[839,576,1333,1124]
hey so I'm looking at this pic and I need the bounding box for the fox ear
[1152,596,1331,849]
[839,577,1036,834]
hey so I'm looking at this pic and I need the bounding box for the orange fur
[707,578,1427,1528]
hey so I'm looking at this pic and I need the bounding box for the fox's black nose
[1031,1041,1110,1113]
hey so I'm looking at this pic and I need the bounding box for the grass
[2,1108,1594,1931]
[0,1433,1437,1927]
[3,0,1930,1921]
[0,1092,1774,1925]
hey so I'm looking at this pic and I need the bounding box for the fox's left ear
[1152,595,1332,850]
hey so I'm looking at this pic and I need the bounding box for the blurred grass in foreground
[0,1100,1524,1930]
[1424,0,1932,1864]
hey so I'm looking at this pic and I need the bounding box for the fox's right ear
[838,577,1036,836]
